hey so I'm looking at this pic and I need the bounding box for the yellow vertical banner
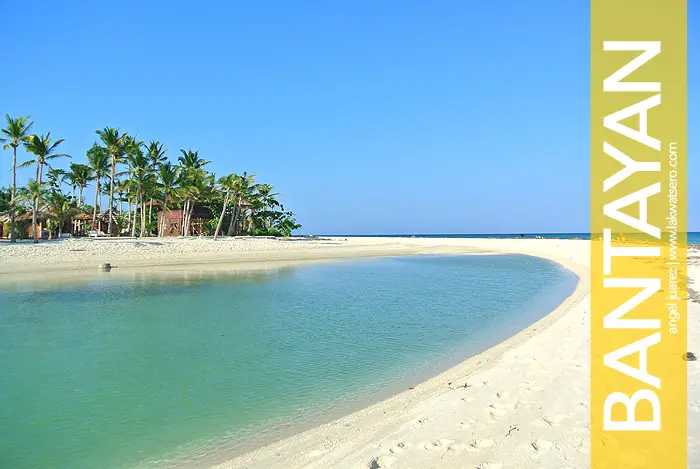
[591,1,687,468]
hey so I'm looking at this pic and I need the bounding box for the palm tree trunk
[33,163,43,243]
[78,186,84,208]
[130,196,137,237]
[159,195,168,236]
[108,159,116,235]
[9,147,17,242]
[148,198,153,236]
[235,204,243,235]
[92,174,100,228]
[32,198,38,243]
[139,184,146,237]
[185,200,192,236]
[184,200,191,236]
[213,191,230,241]
[179,201,183,236]
[226,197,239,236]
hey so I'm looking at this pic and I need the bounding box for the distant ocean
[330,232,700,244]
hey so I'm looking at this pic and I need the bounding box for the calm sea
[0,255,577,469]
[328,232,700,244]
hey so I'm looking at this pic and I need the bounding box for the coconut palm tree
[177,167,213,236]
[146,141,167,167]
[157,162,179,236]
[16,180,47,242]
[46,168,68,193]
[226,172,256,236]
[177,149,209,171]
[0,187,8,213]
[86,143,110,228]
[145,141,167,234]
[254,183,280,230]
[21,134,70,243]
[45,191,78,238]
[177,149,210,236]
[0,115,34,242]
[96,127,128,235]
[67,163,91,207]
[213,173,238,240]
[125,137,148,236]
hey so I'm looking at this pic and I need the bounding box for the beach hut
[15,206,50,239]
[157,204,214,236]
[0,214,8,239]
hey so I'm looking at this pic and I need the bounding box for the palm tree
[213,173,238,240]
[255,183,280,231]
[21,134,70,243]
[68,163,91,207]
[96,127,128,235]
[177,167,213,236]
[157,162,179,236]
[17,180,47,242]
[0,187,9,214]
[226,172,256,236]
[177,149,210,236]
[86,143,110,228]
[145,141,167,235]
[0,115,34,242]
[45,191,78,238]
[146,141,167,167]
[177,149,209,171]
[46,168,68,193]
[125,137,148,236]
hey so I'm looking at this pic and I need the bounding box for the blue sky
[0,1,696,234]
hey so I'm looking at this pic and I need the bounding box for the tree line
[0,115,301,243]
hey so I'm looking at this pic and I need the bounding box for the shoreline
[205,240,591,469]
[2,237,592,468]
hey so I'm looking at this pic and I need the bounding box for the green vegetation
[0,117,301,240]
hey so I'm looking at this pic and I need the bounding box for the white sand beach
[1,237,697,468]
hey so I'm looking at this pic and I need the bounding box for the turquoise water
[0,255,578,469]
[333,232,700,243]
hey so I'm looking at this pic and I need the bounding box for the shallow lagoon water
[0,254,578,469]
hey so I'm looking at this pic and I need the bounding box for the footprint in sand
[496,391,511,399]
[368,455,396,468]
[519,385,544,395]
[443,442,467,455]
[476,463,503,469]
[531,439,554,454]
[489,408,508,420]
[537,413,569,427]
[470,439,496,450]
[389,442,412,454]
[513,400,528,409]
[422,439,454,451]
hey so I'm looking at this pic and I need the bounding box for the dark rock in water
[98,263,112,271]
[683,352,697,361]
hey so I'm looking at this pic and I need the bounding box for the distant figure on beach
[520,234,524,238]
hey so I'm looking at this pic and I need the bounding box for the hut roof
[15,205,50,222]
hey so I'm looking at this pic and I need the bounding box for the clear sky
[0,1,697,234]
